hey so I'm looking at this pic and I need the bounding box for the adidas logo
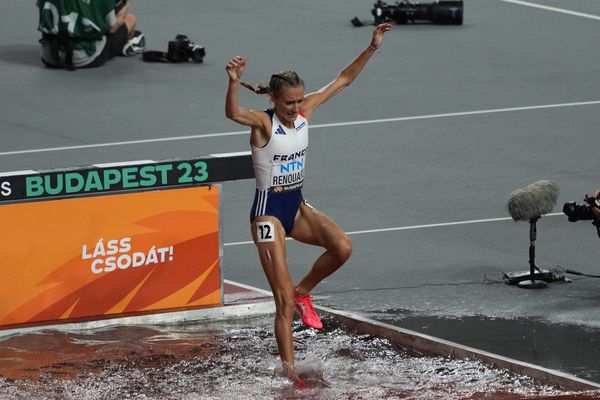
[275,126,286,135]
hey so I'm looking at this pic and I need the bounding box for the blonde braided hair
[240,70,304,96]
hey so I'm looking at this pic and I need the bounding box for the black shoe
[122,31,145,56]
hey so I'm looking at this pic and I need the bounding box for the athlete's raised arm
[225,56,268,129]
[301,23,392,120]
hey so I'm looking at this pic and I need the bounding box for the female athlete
[225,23,392,383]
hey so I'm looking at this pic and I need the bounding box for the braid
[271,73,294,85]
[270,71,304,96]
[239,70,304,96]
[239,80,270,95]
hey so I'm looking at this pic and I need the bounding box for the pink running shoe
[293,291,323,329]
[294,379,307,390]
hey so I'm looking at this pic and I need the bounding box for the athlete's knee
[274,293,296,321]
[333,235,353,263]
[124,15,137,36]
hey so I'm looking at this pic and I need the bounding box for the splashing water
[0,315,596,399]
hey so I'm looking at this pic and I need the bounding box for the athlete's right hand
[225,56,246,82]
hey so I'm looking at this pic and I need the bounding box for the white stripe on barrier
[0,170,38,177]
[210,151,251,158]
[93,160,156,168]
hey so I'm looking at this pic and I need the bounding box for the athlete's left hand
[370,23,392,49]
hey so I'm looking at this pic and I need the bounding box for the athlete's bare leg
[250,216,299,381]
[124,15,137,38]
[289,202,352,296]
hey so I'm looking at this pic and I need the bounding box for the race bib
[256,221,275,243]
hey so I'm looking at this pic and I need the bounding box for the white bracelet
[369,42,380,51]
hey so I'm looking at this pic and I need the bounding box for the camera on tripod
[370,0,463,25]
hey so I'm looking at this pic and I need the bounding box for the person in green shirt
[37,0,144,68]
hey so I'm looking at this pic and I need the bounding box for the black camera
[167,34,206,63]
[372,0,463,25]
[563,195,600,222]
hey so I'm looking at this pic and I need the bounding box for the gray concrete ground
[3,0,600,383]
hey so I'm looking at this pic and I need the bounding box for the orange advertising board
[0,186,221,328]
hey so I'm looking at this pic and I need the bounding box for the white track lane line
[3,100,600,156]
[223,212,564,247]
[499,0,600,21]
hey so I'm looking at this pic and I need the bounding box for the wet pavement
[373,311,600,384]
